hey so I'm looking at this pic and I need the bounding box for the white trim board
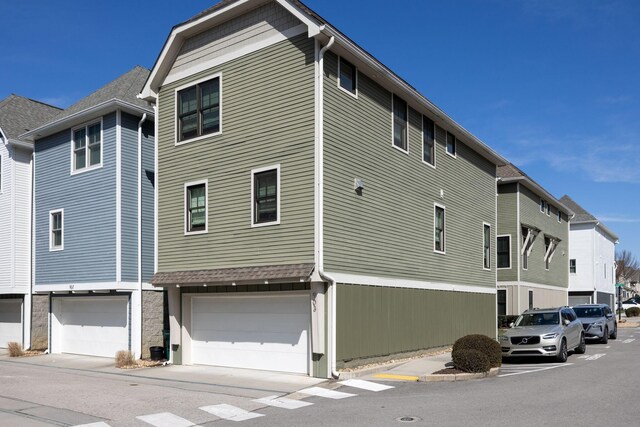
[34,282,142,292]
[326,272,496,294]
[499,281,569,292]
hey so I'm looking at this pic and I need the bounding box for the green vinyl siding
[336,284,496,364]
[156,35,316,272]
[519,185,569,288]
[322,52,496,288]
[497,183,518,281]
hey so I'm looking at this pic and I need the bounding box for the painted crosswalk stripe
[200,404,264,422]
[299,387,357,399]
[586,353,605,361]
[339,379,395,392]
[136,413,197,427]
[254,395,313,409]
[623,338,636,344]
[73,423,112,427]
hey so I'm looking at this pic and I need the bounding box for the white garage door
[0,299,22,348]
[191,294,309,374]
[52,296,129,358]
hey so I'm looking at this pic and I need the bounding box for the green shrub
[497,315,518,329]
[452,349,491,373]
[626,307,640,317]
[452,334,502,368]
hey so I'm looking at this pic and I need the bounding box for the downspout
[26,150,34,350]
[137,113,147,358]
[315,36,338,378]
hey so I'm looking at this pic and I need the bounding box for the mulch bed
[432,367,466,375]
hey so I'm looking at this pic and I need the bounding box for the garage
[190,293,309,374]
[0,299,23,348]
[51,296,129,358]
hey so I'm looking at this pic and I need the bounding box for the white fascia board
[20,100,155,142]
[319,26,508,167]
[33,282,140,292]
[326,272,496,294]
[499,177,574,217]
[7,138,34,151]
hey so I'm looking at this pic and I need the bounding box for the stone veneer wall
[141,290,166,358]
[30,294,49,350]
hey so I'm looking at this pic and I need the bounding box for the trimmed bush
[7,342,24,357]
[498,315,518,329]
[115,350,136,368]
[452,349,491,373]
[452,334,502,368]
[626,307,640,317]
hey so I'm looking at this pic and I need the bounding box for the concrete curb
[618,321,640,328]
[336,360,409,380]
[421,367,500,382]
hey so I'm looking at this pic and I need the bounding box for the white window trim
[421,115,436,169]
[445,131,457,158]
[570,259,577,274]
[483,222,491,271]
[70,118,103,176]
[391,95,409,154]
[497,234,512,270]
[337,56,358,99]
[49,208,64,251]
[540,198,546,214]
[546,203,551,216]
[557,209,562,223]
[184,179,208,235]
[433,202,446,254]
[174,72,223,146]
[251,164,281,228]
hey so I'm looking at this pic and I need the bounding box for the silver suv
[500,307,586,362]
[573,304,617,343]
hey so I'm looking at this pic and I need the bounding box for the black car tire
[610,324,617,339]
[601,327,609,344]
[575,333,586,354]
[556,339,568,363]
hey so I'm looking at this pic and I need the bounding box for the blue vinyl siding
[141,120,155,282]
[35,113,117,286]
[121,112,139,282]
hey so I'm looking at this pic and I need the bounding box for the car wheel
[610,324,617,340]
[556,339,568,363]
[575,333,586,354]
[601,327,609,344]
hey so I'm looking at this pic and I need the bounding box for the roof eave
[21,99,155,142]
[7,138,34,150]
[499,176,574,216]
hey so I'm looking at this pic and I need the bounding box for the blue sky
[2,0,638,257]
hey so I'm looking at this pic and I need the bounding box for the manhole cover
[396,416,421,423]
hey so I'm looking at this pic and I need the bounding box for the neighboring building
[561,195,619,307]
[496,164,573,316]
[21,67,163,358]
[141,0,507,378]
[0,95,61,349]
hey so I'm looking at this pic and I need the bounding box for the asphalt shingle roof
[496,164,524,179]
[0,95,61,140]
[559,195,598,222]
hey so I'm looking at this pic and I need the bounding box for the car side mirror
[563,319,571,326]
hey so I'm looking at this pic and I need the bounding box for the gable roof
[559,195,619,241]
[21,66,154,141]
[497,164,573,216]
[140,0,508,166]
[0,95,61,145]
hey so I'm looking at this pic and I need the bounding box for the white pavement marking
[254,395,313,409]
[586,353,606,361]
[200,404,265,422]
[136,412,197,427]
[73,423,112,427]
[339,379,395,392]
[605,346,611,349]
[577,355,589,359]
[623,338,636,343]
[299,387,357,399]
[498,363,572,378]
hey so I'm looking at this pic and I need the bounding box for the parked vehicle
[500,307,586,362]
[572,304,617,343]
[621,299,640,311]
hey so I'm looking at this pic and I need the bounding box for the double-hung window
[338,57,357,96]
[252,166,280,226]
[177,76,221,142]
[497,235,511,269]
[50,209,64,251]
[392,95,408,151]
[185,181,207,234]
[72,121,101,172]
[423,116,435,166]
[434,204,445,253]
[483,224,491,269]
[446,131,456,156]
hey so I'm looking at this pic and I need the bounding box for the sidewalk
[340,351,452,382]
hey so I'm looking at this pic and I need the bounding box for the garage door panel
[0,300,22,348]
[191,294,309,374]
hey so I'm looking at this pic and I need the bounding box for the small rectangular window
[497,289,507,316]
[185,181,207,233]
[557,209,562,223]
[569,259,576,273]
[528,290,534,310]
[423,116,435,166]
[50,209,64,251]
[483,224,491,269]
[446,131,456,156]
[252,166,280,226]
[540,198,546,213]
[177,76,221,142]
[497,235,511,269]
[338,57,357,95]
[434,204,445,253]
[72,121,101,173]
[392,95,408,152]
[546,203,551,216]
